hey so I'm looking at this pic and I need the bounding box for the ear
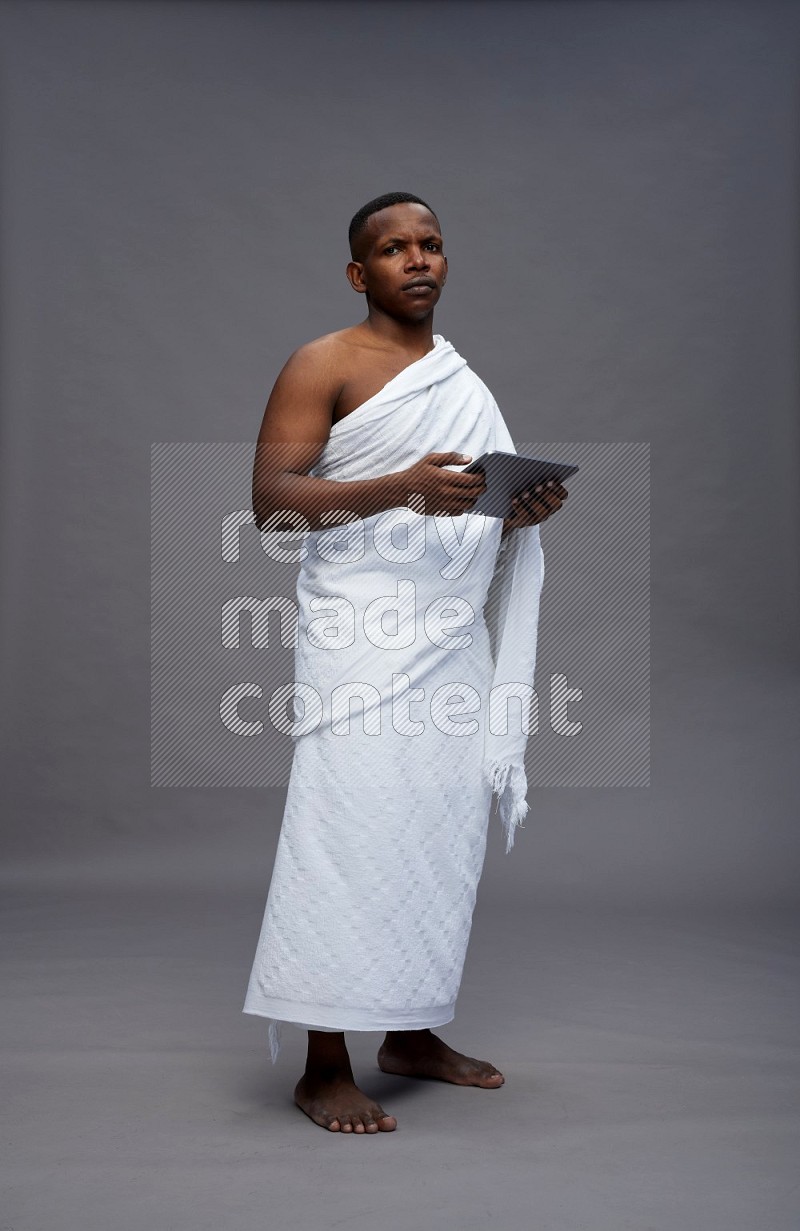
[346,261,367,294]
[442,255,448,285]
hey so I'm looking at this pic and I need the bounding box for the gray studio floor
[4,646,799,1231]
[3,882,798,1230]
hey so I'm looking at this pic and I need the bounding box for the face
[346,203,447,320]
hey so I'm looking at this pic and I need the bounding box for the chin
[402,297,440,321]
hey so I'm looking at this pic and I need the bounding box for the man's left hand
[501,479,568,536]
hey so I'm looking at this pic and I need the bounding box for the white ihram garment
[243,336,545,1061]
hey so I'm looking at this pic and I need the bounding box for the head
[346,192,447,321]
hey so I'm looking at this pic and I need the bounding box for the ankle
[303,1060,353,1082]
[383,1028,433,1047]
[304,1031,353,1079]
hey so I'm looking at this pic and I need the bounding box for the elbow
[252,484,296,533]
[252,491,269,531]
[252,471,280,530]
[251,486,268,531]
[253,469,312,533]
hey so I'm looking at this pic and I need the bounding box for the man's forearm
[254,469,409,534]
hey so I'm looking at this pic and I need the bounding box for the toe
[377,1113,398,1131]
[353,1118,366,1133]
[339,1116,353,1132]
[327,1117,341,1131]
[364,1118,379,1133]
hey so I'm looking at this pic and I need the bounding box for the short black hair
[348,192,439,259]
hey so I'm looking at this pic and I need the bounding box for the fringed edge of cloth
[484,759,530,854]
[267,1018,283,1064]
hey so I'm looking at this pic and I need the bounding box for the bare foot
[377,1029,504,1088]
[294,1070,398,1133]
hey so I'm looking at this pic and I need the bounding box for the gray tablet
[460,451,579,519]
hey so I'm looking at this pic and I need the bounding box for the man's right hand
[400,452,487,517]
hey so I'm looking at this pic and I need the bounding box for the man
[243,192,567,1133]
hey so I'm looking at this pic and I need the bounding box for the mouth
[402,278,437,292]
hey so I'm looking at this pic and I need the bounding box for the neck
[362,302,435,355]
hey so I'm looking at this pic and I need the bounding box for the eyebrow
[379,233,442,245]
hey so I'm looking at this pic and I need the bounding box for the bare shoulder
[258,329,363,444]
[279,327,364,386]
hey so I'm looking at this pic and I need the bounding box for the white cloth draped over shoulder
[243,334,545,1062]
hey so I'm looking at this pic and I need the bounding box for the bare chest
[332,352,425,425]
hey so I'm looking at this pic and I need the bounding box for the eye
[384,245,399,255]
[424,242,440,251]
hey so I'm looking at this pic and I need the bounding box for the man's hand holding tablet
[458,450,577,534]
[500,477,568,535]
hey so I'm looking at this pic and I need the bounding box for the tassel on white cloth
[267,1018,283,1064]
[484,759,531,854]
[482,512,545,851]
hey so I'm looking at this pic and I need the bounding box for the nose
[405,245,430,270]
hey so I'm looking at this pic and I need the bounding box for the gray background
[1,2,798,1228]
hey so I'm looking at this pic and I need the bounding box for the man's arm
[252,342,407,534]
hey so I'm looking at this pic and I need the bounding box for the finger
[514,487,549,518]
[511,492,549,524]
[531,483,562,514]
[428,452,473,466]
[540,487,563,513]
[507,497,532,525]
[451,479,487,496]
[450,469,486,488]
[446,481,487,507]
